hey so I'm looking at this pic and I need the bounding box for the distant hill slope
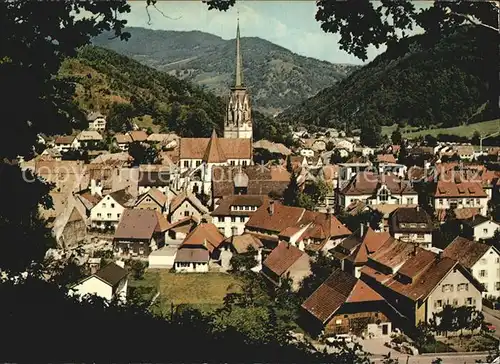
[59,45,225,137]
[92,27,358,114]
[277,26,497,130]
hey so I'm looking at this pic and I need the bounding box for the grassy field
[130,270,241,315]
[382,119,499,139]
[132,114,160,133]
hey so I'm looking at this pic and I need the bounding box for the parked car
[482,322,496,333]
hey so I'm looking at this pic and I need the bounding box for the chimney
[416,205,420,212]
[360,222,364,238]
[436,251,442,261]
[269,200,275,216]
[90,179,103,197]
[115,260,125,268]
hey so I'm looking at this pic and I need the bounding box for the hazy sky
[122,1,431,65]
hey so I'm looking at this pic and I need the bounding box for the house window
[476,199,480,204]
[442,284,453,292]
[111,203,115,208]
[139,248,144,255]
[231,227,238,236]
[184,161,189,168]
[483,283,488,291]
[479,270,487,277]
[231,217,236,223]
[102,203,106,208]
[245,206,249,211]
[407,198,414,204]
[335,319,342,325]
[439,198,443,205]
[496,282,500,290]
[107,213,112,218]
[434,300,443,308]
[480,258,487,265]
[466,297,474,306]
[117,213,121,218]
[242,161,248,166]
[184,211,190,217]
[483,228,488,234]
[230,161,236,166]
[452,299,458,306]
[196,161,201,167]
[378,188,389,202]
[97,213,102,218]
[457,283,469,292]
[417,234,425,240]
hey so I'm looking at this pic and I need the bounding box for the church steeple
[235,16,244,88]
[224,15,252,140]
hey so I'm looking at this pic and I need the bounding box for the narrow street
[483,306,500,339]
[371,352,489,364]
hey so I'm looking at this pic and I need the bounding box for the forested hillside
[278,26,497,130]
[59,45,226,137]
[92,27,358,114]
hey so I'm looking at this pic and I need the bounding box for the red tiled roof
[434,181,487,198]
[443,236,493,269]
[203,130,227,163]
[180,137,251,160]
[181,223,225,253]
[301,269,383,323]
[114,209,160,240]
[129,130,148,142]
[342,172,416,196]
[263,241,305,277]
[376,154,397,164]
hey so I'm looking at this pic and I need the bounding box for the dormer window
[378,187,389,202]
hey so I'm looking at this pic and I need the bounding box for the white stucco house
[443,237,500,298]
[87,112,107,132]
[90,189,136,230]
[70,261,128,303]
[462,215,500,241]
[54,135,80,152]
[432,181,489,217]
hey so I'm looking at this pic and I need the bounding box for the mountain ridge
[277,26,496,131]
[92,27,359,114]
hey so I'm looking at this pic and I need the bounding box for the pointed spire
[203,129,227,163]
[235,15,243,88]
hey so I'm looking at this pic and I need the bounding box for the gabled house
[54,135,79,152]
[443,237,500,298]
[212,195,268,237]
[339,172,418,210]
[90,189,136,230]
[261,241,311,291]
[219,234,264,272]
[137,169,175,195]
[52,205,87,250]
[76,130,103,149]
[360,240,483,328]
[461,215,500,241]
[70,261,128,303]
[302,269,391,337]
[331,225,392,278]
[135,187,168,215]
[87,111,107,131]
[245,200,351,252]
[432,180,488,217]
[211,165,290,204]
[113,133,133,151]
[113,209,167,258]
[169,192,209,223]
[174,223,225,273]
[389,206,434,249]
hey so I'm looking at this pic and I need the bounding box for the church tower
[224,17,253,139]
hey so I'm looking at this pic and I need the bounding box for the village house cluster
[20,19,500,345]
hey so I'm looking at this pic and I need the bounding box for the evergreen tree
[391,127,403,145]
[283,172,301,207]
[360,122,382,147]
